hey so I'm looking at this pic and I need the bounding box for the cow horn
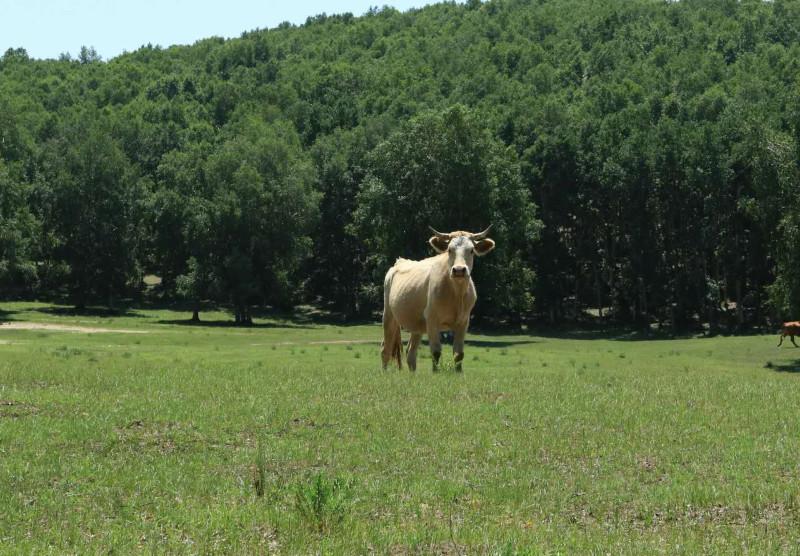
[428,226,451,239]
[470,224,493,240]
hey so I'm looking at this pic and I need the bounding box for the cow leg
[778,334,784,347]
[406,333,422,371]
[426,323,442,371]
[452,326,466,372]
[792,335,798,348]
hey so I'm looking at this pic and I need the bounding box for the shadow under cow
[156,318,315,330]
[765,359,800,373]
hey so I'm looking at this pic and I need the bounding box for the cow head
[428,225,496,280]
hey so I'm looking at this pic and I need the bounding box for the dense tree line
[1,0,800,330]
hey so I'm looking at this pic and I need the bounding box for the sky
[0,0,436,61]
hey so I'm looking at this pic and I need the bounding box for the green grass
[1,302,800,553]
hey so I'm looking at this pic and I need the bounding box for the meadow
[1,301,799,554]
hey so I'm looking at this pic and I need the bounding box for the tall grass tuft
[254,439,268,498]
[294,473,352,534]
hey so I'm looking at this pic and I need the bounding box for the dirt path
[251,339,378,346]
[309,339,377,345]
[0,322,148,334]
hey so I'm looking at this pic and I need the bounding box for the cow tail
[393,327,403,368]
[382,266,403,369]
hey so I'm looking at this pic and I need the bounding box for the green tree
[36,110,143,308]
[0,162,38,293]
[305,127,371,317]
[179,116,319,323]
[355,105,541,317]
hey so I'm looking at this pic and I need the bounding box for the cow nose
[451,266,467,278]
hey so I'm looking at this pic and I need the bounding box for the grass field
[2,301,800,554]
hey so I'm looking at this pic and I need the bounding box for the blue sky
[0,0,436,60]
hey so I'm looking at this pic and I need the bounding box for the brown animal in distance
[381,225,496,372]
[777,321,800,347]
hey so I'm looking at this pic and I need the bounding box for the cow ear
[474,238,495,256]
[429,236,449,253]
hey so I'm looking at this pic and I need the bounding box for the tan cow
[381,226,496,371]
[778,321,800,347]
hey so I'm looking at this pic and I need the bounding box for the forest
[1,0,800,330]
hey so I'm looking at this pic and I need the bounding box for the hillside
[1,0,800,328]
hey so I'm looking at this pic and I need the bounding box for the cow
[777,321,800,347]
[381,226,496,372]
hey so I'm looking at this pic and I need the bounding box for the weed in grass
[765,361,774,369]
[294,473,352,534]
[541,361,548,367]
[569,359,576,367]
[354,352,361,359]
[323,346,329,352]
[134,340,141,345]
[271,345,277,350]
[122,352,132,359]
[254,440,268,498]
[436,359,459,373]
[300,349,306,354]
[346,345,353,351]
[500,348,508,356]
[54,345,83,358]
[619,353,626,359]
[0,399,39,418]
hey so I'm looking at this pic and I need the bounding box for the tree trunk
[594,261,603,319]
[233,303,252,326]
[736,278,744,329]
[74,288,86,311]
[670,303,677,336]
[638,277,648,328]
[707,303,718,335]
